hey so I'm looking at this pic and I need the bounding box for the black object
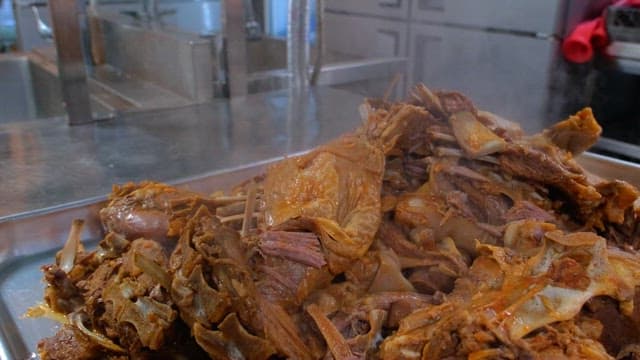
[607,5,640,42]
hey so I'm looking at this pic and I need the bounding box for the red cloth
[562,0,640,63]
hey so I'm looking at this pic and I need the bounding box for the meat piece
[259,231,326,268]
[42,264,83,314]
[168,206,235,328]
[193,313,277,360]
[504,200,556,223]
[585,296,640,356]
[477,110,525,141]
[545,107,601,155]
[307,303,357,360]
[357,102,432,155]
[596,180,640,226]
[394,192,499,254]
[498,143,603,216]
[448,111,507,158]
[99,181,218,243]
[368,249,415,293]
[254,249,333,307]
[100,239,177,351]
[37,325,105,360]
[408,266,455,294]
[436,91,476,115]
[380,229,640,358]
[264,135,384,273]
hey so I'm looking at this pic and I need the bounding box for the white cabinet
[411,0,566,36]
[325,13,408,58]
[326,0,410,20]
[409,23,559,132]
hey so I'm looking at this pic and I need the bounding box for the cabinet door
[409,23,559,133]
[325,13,408,59]
[411,0,565,36]
[326,0,410,20]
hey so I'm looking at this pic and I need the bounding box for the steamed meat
[99,182,219,242]
[264,135,385,272]
[379,227,640,359]
[545,107,602,155]
[33,84,640,360]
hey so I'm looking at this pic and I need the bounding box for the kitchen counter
[0,87,364,222]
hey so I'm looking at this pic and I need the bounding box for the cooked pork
[32,85,640,359]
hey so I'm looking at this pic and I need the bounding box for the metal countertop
[0,87,364,221]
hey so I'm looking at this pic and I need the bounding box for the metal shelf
[606,41,640,75]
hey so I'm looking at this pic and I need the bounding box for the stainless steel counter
[0,86,364,221]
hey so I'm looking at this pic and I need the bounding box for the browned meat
[503,200,556,223]
[99,181,219,243]
[263,135,385,273]
[32,84,640,360]
[38,325,102,360]
[259,231,326,268]
[545,107,601,155]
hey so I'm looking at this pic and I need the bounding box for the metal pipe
[243,0,261,40]
[287,0,310,89]
[310,0,324,86]
[142,0,159,20]
[223,0,249,97]
[47,0,94,125]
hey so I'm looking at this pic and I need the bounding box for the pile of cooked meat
[33,85,640,359]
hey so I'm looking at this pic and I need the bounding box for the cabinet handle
[379,0,402,8]
[418,0,443,11]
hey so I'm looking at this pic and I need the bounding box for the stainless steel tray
[0,153,638,360]
[0,159,272,360]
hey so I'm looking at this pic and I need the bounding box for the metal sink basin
[0,54,63,123]
[0,52,144,123]
[95,3,406,99]
[95,0,222,36]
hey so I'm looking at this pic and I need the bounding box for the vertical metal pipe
[310,0,324,86]
[287,0,310,89]
[223,0,249,97]
[48,0,94,125]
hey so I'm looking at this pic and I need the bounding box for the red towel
[562,0,640,63]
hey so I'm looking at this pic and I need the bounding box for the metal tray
[0,153,638,360]
[0,159,272,360]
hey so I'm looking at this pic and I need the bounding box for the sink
[96,0,222,36]
[94,2,406,98]
[0,52,147,123]
[0,54,63,123]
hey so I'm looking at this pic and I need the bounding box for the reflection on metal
[287,0,310,88]
[310,0,325,86]
[247,56,407,93]
[30,5,52,40]
[594,137,640,162]
[224,0,249,97]
[243,0,262,40]
[0,86,364,221]
[0,54,64,122]
[98,12,214,102]
[120,0,176,22]
[47,0,94,125]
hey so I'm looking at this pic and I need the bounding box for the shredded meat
[32,84,640,360]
